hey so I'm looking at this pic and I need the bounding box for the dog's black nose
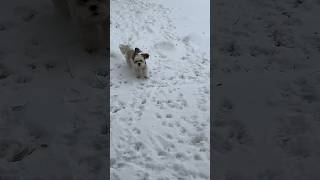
[138,63,141,66]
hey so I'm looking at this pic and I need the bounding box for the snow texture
[110,0,210,179]
[213,0,320,179]
[0,0,107,179]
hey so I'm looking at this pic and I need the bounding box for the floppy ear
[141,53,149,59]
[134,48,142,54]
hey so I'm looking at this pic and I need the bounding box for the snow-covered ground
[0,0,107,179]
[110,0,210,179]
[213,0,320,179]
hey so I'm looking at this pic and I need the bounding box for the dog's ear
[134,48,142,54]
[141,53,149,59]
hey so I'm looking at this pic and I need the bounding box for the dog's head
[132,48,149,69]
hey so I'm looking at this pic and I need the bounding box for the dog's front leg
[142,68,148,79]
[135,68,141,78]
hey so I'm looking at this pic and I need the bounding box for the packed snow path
[110,0,210,179]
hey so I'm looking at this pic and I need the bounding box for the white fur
[119,44,150,79]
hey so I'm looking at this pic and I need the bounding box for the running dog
[119,44,150,78]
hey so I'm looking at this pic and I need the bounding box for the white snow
[0,0,107,179]
[213,0,320,179]
[110,0,210,179]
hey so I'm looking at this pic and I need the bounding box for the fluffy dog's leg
[143,68,148,78]
[135,69,141,78]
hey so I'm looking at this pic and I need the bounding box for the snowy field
[213,0,320,179]
[0,0,107,179]
[110,0,210,179]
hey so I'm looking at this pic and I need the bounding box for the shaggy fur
[52,0,107,52]
[119,44,150,78]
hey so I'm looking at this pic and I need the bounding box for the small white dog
[51,0,107,52]
[119,44,150,79]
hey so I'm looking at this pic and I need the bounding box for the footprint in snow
[154,41,175,51]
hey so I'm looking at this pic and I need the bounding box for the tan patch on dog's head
[134,48,149,59]
[141,53,149,59]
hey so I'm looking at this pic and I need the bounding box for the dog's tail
[119,44,130,55]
